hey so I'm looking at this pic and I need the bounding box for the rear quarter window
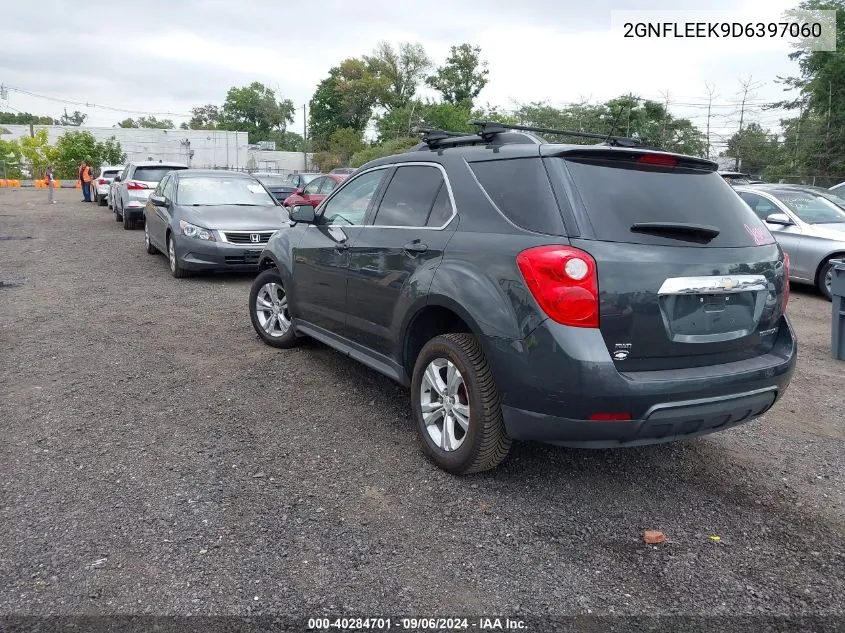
[561,157,771,247]
[469,158,566,235]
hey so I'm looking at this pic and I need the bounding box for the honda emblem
[250,233,260,243]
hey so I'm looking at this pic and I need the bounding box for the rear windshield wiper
[630,222,720,243]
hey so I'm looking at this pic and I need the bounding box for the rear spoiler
[542,146,718,172]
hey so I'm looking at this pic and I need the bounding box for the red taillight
[97,178,106,185]
[126,181,148,190]
[783,253,790,310]
[590,413,633,421]
[637,154,678,167]
[516,245,599,328]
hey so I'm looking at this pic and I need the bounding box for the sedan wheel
[167,236,189,278]
[819,260,835,301]
[144,222,158,254]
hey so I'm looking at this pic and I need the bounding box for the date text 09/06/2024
[307,617,527,630]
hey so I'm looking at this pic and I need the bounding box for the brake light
[590,413,632,421]
[637,154,678,167]
[97,178,106,185]
[126,181,148,190]
[516,245,599,328]
[783,253,790,310]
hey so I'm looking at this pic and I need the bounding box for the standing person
[80,161,92,202]
[45,165,56,204]
[78,161,86,201]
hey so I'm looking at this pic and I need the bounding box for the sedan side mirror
[150,194,167,207]
[766,213,793,225]
[290,204,316,224]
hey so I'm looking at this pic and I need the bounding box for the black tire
[144,222,158,254]
[411,333,511,475]
[249,268,299,349]
[98,195,106,207]
[818,259,835,301]
[114,205,122,222]
[107,195,112,210]
[167,234,190,279]
[123,213,135,230]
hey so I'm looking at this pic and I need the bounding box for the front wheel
[411,333,511,475]
[249,268,299,348]
[818,259,835,301]
[144,222,158,254]
[167,234,189,278]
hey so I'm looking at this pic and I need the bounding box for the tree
[269,130,307,152]
[59,110,87,126]
[365,42,431,110]
[187,104,222,129]
[723,122,780,175]
[0,138,24,178]
[309,59,387,150]
[20,129,56,178]
[99,136,127,165]
[117,116,175,129]
[53,130,99,177]
[350,137,420,168]
[0,112,55,125]
[426,43,489,107]
[221,82,295,143]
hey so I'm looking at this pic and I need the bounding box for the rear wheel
[98,194,106,206]
[818,259,836,301]
[114,201,122,222]
[411,333,511,475]
[123,212,135,230]
[144,222,158,254]
[249,268,299,348]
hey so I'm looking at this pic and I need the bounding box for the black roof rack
[407,120,660,152]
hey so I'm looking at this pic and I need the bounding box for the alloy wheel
[254,282,291,337]
[419,358,471,451]
[168,238,176,272]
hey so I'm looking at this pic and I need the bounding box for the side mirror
[766,213,792,225]
[290,204,316,224]
[150,194,167,207]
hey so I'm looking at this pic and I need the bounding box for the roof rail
[467,120,647,148]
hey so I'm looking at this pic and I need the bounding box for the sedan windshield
[176,177,277,206]
[254,174,289,187]
[771,190,845,224]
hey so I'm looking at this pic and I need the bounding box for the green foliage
[350,137,419,168]
[0,112,55,125]
[59,110,87,126]
[118,116,175,129]
[222,82,295,143]
[50,131,126,177]
[365,42,431,110]
[99,136,127,165]
[20,129,56,178]
[0,137,24,177]
[187,104,222,130]
[268,130,307,152]
[375,100,513,142]
[309,58,388,150]
[722,123,780,175]
[426,43,489,107]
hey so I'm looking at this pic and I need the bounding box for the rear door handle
[403,241,428,253]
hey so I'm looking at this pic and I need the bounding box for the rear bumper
[482,315,797,446]
[173,234,262,271]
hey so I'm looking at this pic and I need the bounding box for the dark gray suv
[248,122,797,474]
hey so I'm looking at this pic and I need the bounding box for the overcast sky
[0,0,804,148]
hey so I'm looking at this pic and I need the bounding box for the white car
[94,165,123,206]
[113,161,188,229]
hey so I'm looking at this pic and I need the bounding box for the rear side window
[469,158,565,235]
[134,166,186,182]
[426,183,453,227]
[372,165,444,227]
[103,170,119,178]
[561,158,770,247]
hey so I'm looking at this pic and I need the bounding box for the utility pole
[704,82,716,160]
[302,103,308,171]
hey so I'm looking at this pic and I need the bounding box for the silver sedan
[735,184,845,300]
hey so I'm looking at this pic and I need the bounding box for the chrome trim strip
[658,275,768,295]
[218,230,277,244]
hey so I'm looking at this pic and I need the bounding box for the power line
[4,85,193,118]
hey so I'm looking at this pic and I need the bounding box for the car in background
[830,181,845,196]
[330,167,356,175]
[281,173,348,208]
[113,161,188,230]
[735,183,845,299]
[143,169,289,278]
[251,172,298,203]
[719,171,752,185]
[93,165,123,206]
[285,172,322,190]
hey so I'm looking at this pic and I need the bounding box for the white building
[0,124,250,169]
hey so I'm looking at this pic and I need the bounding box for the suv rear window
[561,157,769,247]
[134,166,187,182]
[469,158,566,235]
[103,170,120,178]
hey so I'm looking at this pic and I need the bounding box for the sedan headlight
[179,220,215,241]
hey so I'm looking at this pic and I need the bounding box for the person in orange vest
[45,165,56,204]
[79,161,93,202]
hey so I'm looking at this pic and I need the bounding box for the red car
[282,173,348,208]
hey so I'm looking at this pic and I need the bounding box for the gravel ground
[0,188,843,626]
